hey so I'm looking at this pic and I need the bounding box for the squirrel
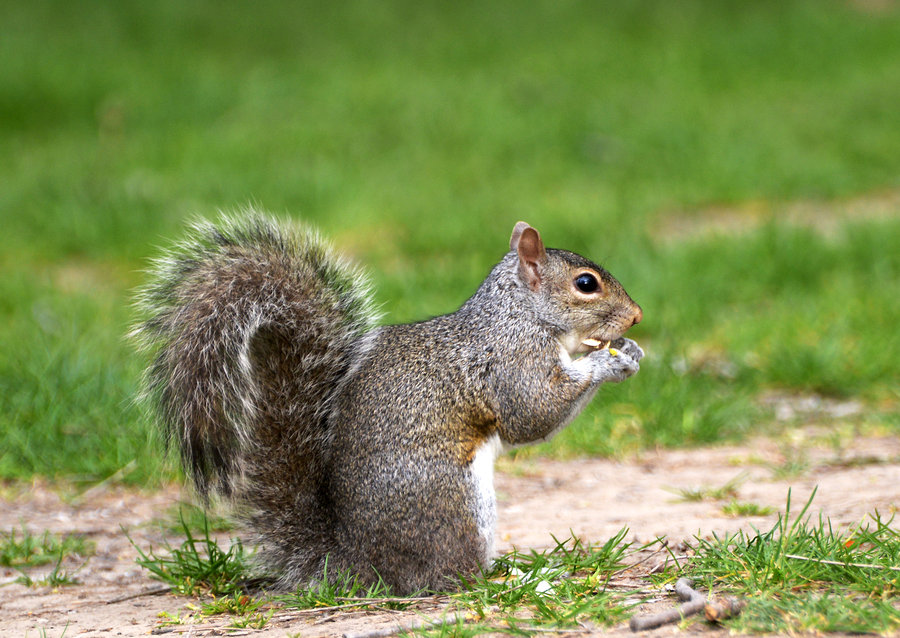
[132,212,644,594]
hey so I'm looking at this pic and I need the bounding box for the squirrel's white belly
[470,433,502,562]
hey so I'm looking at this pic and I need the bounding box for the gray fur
[132,212,643,594]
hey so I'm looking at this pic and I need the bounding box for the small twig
[273,600,392,616]
[784,554,900,572]
[511,627,590,634]
[310,613,337,625]
[614,547,675,576]
[603,582,654,592]
[333,594,445,604]
[342,610,468,638]
[106,584,172,604]
[272,595,438,618]
[629,577,706,632]
[157,625,253,637]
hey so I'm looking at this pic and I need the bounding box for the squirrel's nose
[631,306,643,326]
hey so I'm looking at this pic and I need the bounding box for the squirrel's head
[510,222,642,355]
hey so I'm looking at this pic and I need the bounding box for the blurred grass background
[1,0,899,486]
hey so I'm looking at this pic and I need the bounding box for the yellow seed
[609,348,619,356]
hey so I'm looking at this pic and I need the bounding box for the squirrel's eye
[574,273,599,293]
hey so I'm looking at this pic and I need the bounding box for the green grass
[667,473,746,502]
[198,592,274,630]
[686,490,900,634]
[0,527,93,569]
[721,501,775,518]
[13,553,81,588]
[133,496,900,635]
[449,532,634,631]
[1,527,94,587]
[141,529,636,634]
[280,562,401,611]
[1,0,899,482]
[130,515,252,597]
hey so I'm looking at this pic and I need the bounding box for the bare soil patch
[2,429,898,637]
[656,189,900,243]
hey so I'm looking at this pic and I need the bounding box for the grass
[141,529,638,634]
[198,592,274,630]
[0,527,93,569]
[721,501,775,518]
[686,490,900,634]
[667,472,747,502]
[448,531,635,631]
[137,494,899,635]
[0,527,93,587]
[14,554,81,588]
[130,515,252,597]
[2,0,899,483]
[280,562,402,611]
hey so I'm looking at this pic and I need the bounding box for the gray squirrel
[132,212,643,594]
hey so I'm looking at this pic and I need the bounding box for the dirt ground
[2,426,898,638]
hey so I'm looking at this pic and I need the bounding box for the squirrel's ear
[510,221,546,292]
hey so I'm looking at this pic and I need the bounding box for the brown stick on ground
[106,584,172,604]
[629,577,706,632]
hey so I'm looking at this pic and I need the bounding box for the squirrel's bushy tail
[132,212,378,583]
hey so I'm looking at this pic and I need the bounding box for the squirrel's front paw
[611,337,644,364]
[589,338,642,383]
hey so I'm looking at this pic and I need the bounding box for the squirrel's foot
[588,337,642,383]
